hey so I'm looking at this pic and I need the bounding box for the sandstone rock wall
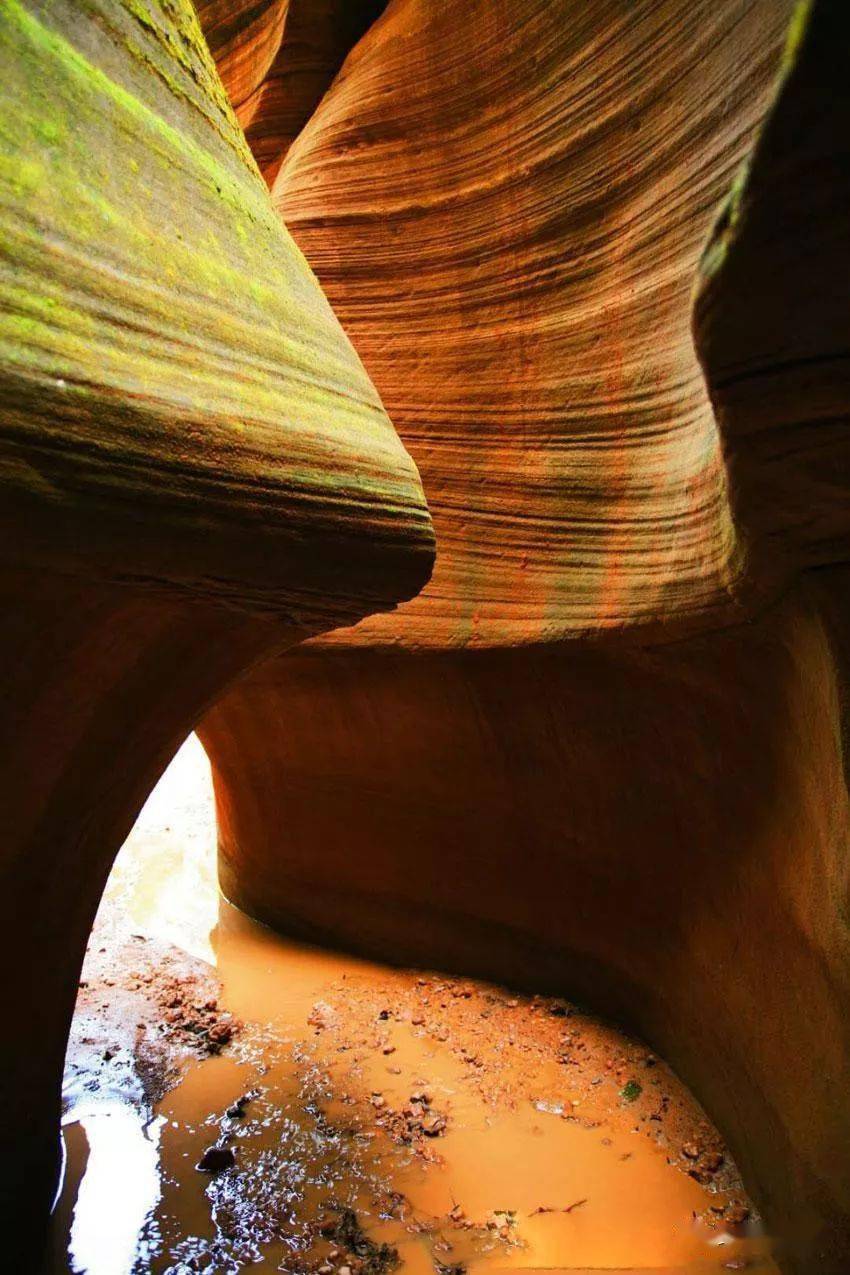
[203,577,850,1269]
[272,0,793,644]
[0,0,431,1257]
[198,2,850,1269]
[196,0,385,185]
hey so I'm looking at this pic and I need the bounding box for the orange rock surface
[3,0,848,1270]
[196,1,385,185]
[0,0,431,1258]
[272,0,792,643]
[198,3,850,1271]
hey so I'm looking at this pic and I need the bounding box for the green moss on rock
[0,0,434,623]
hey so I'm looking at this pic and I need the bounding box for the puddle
[66,1104,165,1275]
[47,736,777,1274]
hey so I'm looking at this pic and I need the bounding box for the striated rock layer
[0,0,431,1257]
[199,2,850,1270]
[271,0,794,644]
[693,0,850,583]
[195,0,385,185]
[203,577,850,1271]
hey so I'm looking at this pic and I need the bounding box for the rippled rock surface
[196,0,386,185]
[199,4,850,1271]
[0,0,431,1258]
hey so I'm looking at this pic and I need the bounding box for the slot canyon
[0,1,848,1273]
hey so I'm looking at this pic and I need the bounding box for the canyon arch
[197,2,850,1269]
[0,0,431,1259]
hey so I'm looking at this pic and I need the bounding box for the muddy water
[48,736,776,1274]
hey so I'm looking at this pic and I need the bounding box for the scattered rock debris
[297,966,761,1247]
[226,1087,260,1119]
[366,1088,449,1151]
[65,930,239,1112]
[529,1198,588,1217]
[316,1206,400,1275]
[65,928,765,1272]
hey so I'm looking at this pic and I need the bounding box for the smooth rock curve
[0,0,432,1257]
[199,3,850,1269]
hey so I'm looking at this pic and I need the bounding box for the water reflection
[66,1104,165,1275]
[52,734,776,1274]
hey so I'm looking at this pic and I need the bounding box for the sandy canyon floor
[45,737,776,1275]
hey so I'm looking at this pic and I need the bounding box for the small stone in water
[196,1145,235,1173]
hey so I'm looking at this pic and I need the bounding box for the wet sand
[47,736,776,1274]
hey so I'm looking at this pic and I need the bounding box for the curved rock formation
[196,0,385,185]
[203,577,850,1272]
[199,2,850,1269]
[0,0,431,1256]
[694,0,850,584]
[271,0,793,644]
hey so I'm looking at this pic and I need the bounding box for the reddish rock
[2,1,848,1271]
[196,1,386,185]
[199,3,850,1270]
[0,0,431,1257]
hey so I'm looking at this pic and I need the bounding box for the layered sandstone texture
[199,2,850,1272]
[195,0,385,185]
[0,0,431,1259]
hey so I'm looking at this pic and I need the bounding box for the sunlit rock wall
[199,2,850,1270]
[0,0,431,1257]
[273,0,792,642]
